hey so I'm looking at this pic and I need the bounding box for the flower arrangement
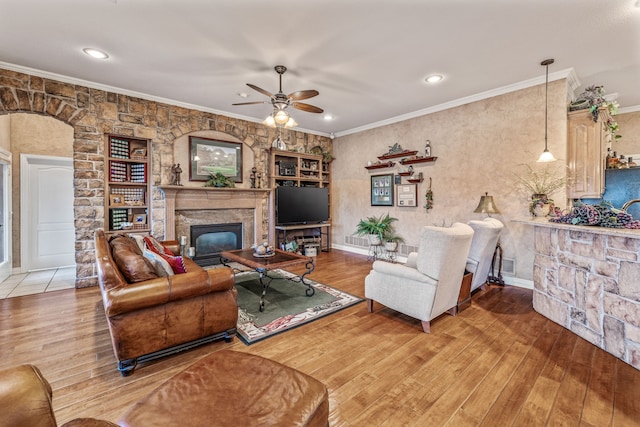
[514,164,566,216]
[569,85,621,141]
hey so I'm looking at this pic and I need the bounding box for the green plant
[354,213,398,241]
[569,85,621,141]
[322,151,335,163]
[204,172,235,188]
[383,232,405,243]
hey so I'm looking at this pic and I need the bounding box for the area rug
[233,269,363,345]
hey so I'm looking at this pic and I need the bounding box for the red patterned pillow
[144,236,187,274]
[161,253,187,274]
[143,236,174,256]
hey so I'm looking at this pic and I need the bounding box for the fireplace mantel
[159,185,271,241]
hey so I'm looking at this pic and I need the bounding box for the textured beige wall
[332,80,569,282]
[613,111,640,159]
[9,113,74,267]
[0,115,9,152]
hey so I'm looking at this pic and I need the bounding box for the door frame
[20,153,74,272]
[0,147,12,282]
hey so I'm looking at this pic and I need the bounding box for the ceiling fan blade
[246,83,273,98]
[231,101,269,106]
[288,90,319,101]
[292,102,324,114]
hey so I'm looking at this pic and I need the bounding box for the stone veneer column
[0,67,332,287]
[532,225,640,370]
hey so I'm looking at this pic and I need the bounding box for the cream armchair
[466,218,504,292]
[364,222,474,333]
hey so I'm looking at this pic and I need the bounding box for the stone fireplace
[159,186,270,257]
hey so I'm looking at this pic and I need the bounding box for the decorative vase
[368,234,382,245]
[384,241,398,252]
[531,193,551,217]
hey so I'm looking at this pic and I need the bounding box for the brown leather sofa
[94,229,238,375]
[0,351,330,427]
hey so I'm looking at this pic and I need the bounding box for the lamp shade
[474,192,501,215]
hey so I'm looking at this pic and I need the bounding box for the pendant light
[537,58,557,163]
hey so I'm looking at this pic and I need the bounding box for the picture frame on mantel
[189,136,243,183]
[371,173,394,206]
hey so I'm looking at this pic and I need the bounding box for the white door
[0,155,12,283]
[21,155,74,271]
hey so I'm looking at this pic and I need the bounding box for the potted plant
[382,232,404,252]
[514,164,566,216]
[354,213,398,245]
[205,172,235,188]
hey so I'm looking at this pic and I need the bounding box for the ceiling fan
[233,65,323,127]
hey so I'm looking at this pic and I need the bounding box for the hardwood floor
[1,249,638,426]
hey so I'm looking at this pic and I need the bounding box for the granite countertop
[513,217,640,238]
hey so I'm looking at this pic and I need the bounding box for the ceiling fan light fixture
[274,109,290,125]
[284,117,297,128]
[263,115,276,127]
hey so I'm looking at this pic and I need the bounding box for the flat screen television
[276,186,329,225]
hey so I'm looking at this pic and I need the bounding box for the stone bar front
[521,218,640,370]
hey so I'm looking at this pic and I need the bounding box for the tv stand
[275,223,331,254]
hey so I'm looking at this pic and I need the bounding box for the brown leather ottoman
[118,350,329,427]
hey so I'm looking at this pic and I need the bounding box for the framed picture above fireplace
[189,136,243,183]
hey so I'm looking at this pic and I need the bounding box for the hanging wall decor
[425,177,433,211]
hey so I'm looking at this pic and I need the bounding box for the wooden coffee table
[220,248,315,312]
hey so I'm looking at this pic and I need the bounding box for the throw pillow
[144,237,188,274]
[109,235,158,283]
[129,233,146,253]
[143,236,174,256]
[143,248,174,277]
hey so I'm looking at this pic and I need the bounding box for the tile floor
[0,267,76,299]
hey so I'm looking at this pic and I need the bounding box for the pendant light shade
[537,58,557,162]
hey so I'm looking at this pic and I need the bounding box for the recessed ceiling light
[237,92,249,98]
[425,74,443,84]
[83,48,109,59]
[323,114,333,121]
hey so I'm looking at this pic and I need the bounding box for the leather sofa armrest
[0,364,57,427]
[160,240,180,255]
[103,267,235,317]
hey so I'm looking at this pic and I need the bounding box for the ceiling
[1,0,638,137]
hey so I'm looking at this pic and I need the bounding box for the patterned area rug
[234,269,363,345]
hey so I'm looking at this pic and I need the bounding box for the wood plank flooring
[1,249,639,426]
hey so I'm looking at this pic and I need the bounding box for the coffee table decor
[234,269,363,345]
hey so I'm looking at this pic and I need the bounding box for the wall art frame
[189,136,243,182]
[371,173,394,206]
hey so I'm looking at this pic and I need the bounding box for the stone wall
[533,225,640,370]
[0,67,331,287]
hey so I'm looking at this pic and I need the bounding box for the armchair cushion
[142,248,173,277]
[109,235,158,283]
[372,260,436,284]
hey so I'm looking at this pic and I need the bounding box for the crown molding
[0,61,326,138]
[336,68,577,138]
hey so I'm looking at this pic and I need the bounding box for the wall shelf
[400,156,438,165]
[365,161,395,170]
[377,150,418,160]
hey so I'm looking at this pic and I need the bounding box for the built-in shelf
[364,161,395,170]
[400,156,438,165]
[377,150,418,160]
